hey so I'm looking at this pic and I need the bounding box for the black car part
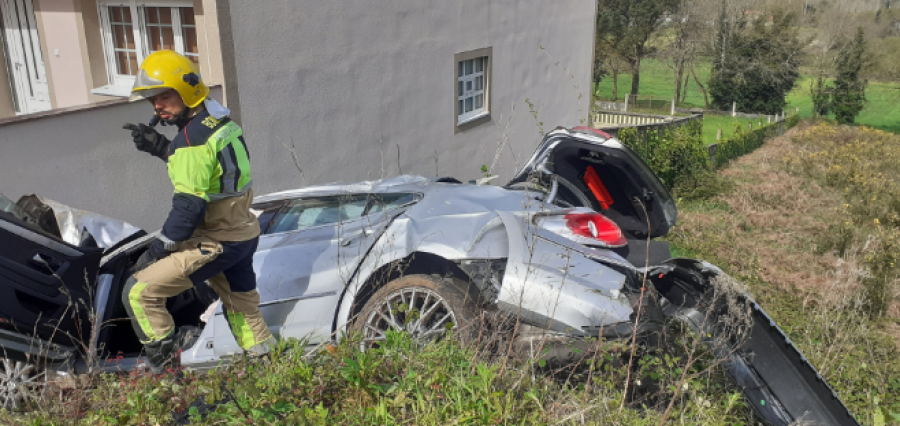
[651,260,861,426]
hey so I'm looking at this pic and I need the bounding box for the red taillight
[564,213,627,247]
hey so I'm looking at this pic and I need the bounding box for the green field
[595,58,900,139]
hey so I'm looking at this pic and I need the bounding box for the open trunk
[508,127,678,266]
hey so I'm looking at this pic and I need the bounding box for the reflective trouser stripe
[210,272,271,350]
[128,281,173,343]
[226,311,258,349]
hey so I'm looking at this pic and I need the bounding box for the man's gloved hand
[132,239,172,274]
[124,123,170,161]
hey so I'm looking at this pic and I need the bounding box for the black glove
[132,239,171,274]
[124,123,170,161]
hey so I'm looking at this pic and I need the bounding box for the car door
[212,193,413,355]
[0,203,102,346]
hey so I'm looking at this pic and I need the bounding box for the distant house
[0,0,225,117]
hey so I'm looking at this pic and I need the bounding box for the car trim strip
[254,291,339,309]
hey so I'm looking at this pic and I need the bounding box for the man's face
[148,89,187,122]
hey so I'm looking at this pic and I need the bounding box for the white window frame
[454,47,491,131]
[95,0,194,92]
[457,57,487,124]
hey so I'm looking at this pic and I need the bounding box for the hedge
[616,114,801,192]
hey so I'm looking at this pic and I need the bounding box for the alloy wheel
[0,358,44,410]
[361,286,458,348]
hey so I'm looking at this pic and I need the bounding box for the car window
[251,201,286,234]
[268,195,369,234]
[367,193,421,215]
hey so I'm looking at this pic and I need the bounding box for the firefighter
[121,50,274,374]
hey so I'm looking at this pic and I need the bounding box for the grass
[664,122,900,424]
[595,58,900,138]
[2,327,759,425]
[786,77,900,134]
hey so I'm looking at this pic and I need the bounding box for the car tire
[0,357,46,411]
[350,274,489,348]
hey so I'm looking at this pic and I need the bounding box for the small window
[268,196,369,234]
[107,6,139,76]
[455,47,491,131]
[98,2,200,86]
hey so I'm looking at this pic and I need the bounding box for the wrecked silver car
[0,127,860,425]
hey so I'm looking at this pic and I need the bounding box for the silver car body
[181,173,638,367]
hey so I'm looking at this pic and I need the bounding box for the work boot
[144,327,200,375]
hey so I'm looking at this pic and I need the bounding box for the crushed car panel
[496,211,633,334]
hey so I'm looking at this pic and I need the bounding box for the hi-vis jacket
[158,110,260,248]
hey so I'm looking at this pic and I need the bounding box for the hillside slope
[666,122,900,424]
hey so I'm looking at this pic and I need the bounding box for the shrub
[787,123,900,318]
[617,118,707,191]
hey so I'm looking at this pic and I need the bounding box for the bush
[713,116,800,168]
[617,118,707,191]
[616,115,800,200]
[786,123,900,318]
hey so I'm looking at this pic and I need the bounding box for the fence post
[732,102,737,117]
[767,115,771,124]
[717,128,722,141]
[670,99,675,116]
[624,95,629,112]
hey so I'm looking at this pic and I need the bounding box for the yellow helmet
[131,50,208,108]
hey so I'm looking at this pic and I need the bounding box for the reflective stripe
[217,144,239,193]
[128,282,172,343]
[207,180,252,201]
[227,311,257,349]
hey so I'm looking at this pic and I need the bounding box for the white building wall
[221,0,596,191]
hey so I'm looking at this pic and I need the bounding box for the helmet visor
[133,68,165,90]
[129,86,169,102]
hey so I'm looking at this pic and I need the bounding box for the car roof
[253,175,443,204]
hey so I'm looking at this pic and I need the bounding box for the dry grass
[672,124,872,308]
[666,122,900,422]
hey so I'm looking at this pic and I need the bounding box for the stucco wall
[0,87,223,230]
[221,0,595,193]
[0,0,596,230]
[36,0,91,108]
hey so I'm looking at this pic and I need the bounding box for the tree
[596,0,680,97]
[810,76,833,117]
[832,27,869,124]
[708,10,804,114]
[659,0,721,107]
[592,45,608,96]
